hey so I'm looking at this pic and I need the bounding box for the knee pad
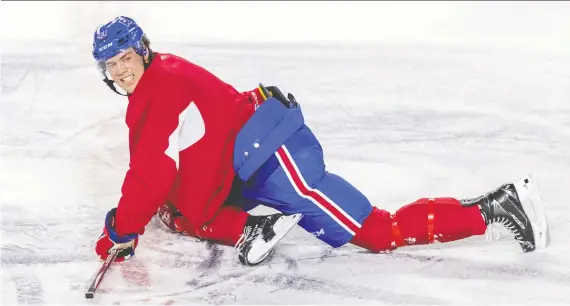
[351,198,465,252]
[350,207,396,253]
[393,197,478,245]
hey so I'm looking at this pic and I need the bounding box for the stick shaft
[85,249,119,299]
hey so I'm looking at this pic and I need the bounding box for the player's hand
[157,202,192,235]
[258,83,299,108]
[95,208,140,262]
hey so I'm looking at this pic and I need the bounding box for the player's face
[104,48,146,94]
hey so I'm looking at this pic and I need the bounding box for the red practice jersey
[113,52,261,237]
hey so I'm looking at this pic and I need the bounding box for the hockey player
[92,16,549,266]
[92,16,302,264]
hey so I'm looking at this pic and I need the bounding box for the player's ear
[143,47,150,64]
[142,34,152,65]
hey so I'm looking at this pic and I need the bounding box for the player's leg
[350,198,487,252]
[351,179,548,253]
[239,125,500,253]
[246,146,486,249]
[156,180,301,266]
[226,177,303,266]
[240,125,372,248]
[156,201,248,247]
[236,85,547,253]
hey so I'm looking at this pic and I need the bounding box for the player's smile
[104,48,146,94]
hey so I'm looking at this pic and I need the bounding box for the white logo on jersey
[165,102,205,169]
[178,102,205,150]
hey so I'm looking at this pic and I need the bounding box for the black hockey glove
[259,83,299,108]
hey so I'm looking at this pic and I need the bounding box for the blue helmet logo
[92,16,146,63]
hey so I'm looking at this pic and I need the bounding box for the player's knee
[350,207,396,253]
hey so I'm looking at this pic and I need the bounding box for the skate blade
[514,173,551,250]
[247,213,303,265]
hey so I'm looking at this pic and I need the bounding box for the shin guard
[351,198,487,252]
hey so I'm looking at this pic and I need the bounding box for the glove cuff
[105,208,139,243]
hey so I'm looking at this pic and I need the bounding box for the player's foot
[460,174,550,252]
[235,213,303,266]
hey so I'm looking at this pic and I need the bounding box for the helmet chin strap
[102,49,155,97]
[102,77,129,96]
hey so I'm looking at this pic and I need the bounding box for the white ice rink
[2,2,570,305]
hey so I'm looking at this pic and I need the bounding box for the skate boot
[460,174,550,252]
[235,213,302,266]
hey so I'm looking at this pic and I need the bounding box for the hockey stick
[85,248,119,299]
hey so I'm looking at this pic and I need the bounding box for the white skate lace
[235,225,259,254]
[486,216,523,242]
[485,223,502,242]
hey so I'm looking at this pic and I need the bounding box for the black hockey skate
[235,213,302,266]
[460,174,550,252]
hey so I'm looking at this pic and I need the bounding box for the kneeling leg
[245,143,374,248]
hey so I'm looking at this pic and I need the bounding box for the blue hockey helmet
[92,16,147,66]
[92,16,151,96]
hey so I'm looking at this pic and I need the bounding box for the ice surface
[3,9,570,306]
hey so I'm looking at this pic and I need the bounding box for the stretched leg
[351,198,487,253]
[239,126,488,252]
[351,176,548,253]
[248,148,487,251]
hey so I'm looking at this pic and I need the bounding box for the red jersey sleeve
[114,89,187,236]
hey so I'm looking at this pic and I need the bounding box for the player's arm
[114,95,185,236]
[95,88,187,261]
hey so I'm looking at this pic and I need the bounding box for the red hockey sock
[350,198,487,253]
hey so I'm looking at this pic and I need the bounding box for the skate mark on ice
[145,245,203,269]
[318,248,335,263]
[391,252,570,285]
[249,273,448,304]
[250,246,366,270]
[13,276,45,305]
[281,245,568,285]
[187,270,250,292]
[149,270,251,297]
[271,252,298,270]
[182,242,242,300]
[1,251,92,265]
[129,269,246,306]
[269,247,570,286]
[200,290,238,305]
[278,247,346,265]
[189,242,225,289]
[120,260,151,288]
[196,242,224,272]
